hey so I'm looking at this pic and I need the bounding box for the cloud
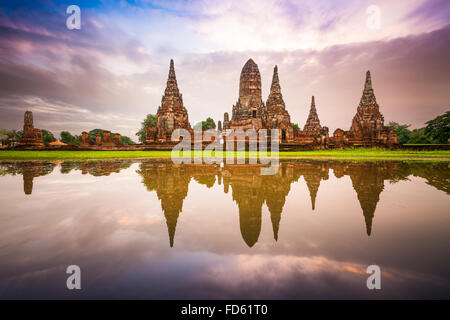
[0,0,448,139]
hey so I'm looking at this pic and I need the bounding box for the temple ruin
[331,71,398,146]
[18,111,44,147]
[221,60,294,142]
[79,130,123,148]
[146,59,192,144]
[225,59,265,131]
[293,96,329,146]
[143,59,397,149]
[264,65,294,142]
[14,61,400,151]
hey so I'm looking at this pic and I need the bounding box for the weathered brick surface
[18,111,44,147]
[147,59,192,144]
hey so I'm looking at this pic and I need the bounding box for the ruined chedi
[224,59,265,131]
[333,71,398,146]
[146,59,192,143]
[264,65,293,142]
[303,96,322,132]
[19,111,44,147]
[292,96,328,145]
[223,59,294,142]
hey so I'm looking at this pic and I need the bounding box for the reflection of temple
[69,161,131,176]
[137,160,450,244]
[224,166,265,247]
[136,160,438,245]
[0,161,131,195]
[138,163,193,247]
[330,161,409,235]
[301,162,329,210]
[338,163,392,235]
[21,162,55,195]
[0,162,55,195]
[4,160,448,246]
[137,162,304,247]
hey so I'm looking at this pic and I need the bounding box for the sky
[0,0,449,140]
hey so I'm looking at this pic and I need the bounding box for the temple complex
[12,62,403,151]
[146,59,192,143]
[18,111,44,147]
[331,71,398,146]
[138,60,398,149]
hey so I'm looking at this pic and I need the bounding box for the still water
[0,159,449,299]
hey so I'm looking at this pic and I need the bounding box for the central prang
[223,59,293,142]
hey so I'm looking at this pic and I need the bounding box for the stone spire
[153,59,191,142]
[303,96,322,132]
[237,58,263,111]
[365,70,372,90]
[165,209,179,248]
[359,70,378,109]
[270,208,281,241]
[239,205,262,248]
[266,65,285,109]
[164,59,180,97]
[270,65,281,96]
[19,110,44,146]
[363,205,375,236]
[304,174,320,211]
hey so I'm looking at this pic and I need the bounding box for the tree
[291,123,300,131]
[88,129,107,141]
[388,122,411,144]
[202,117,216,130]
[407,128,433,144]
[86,129,135,144]
[120,135,135,145]
[136,114,157,143]
[5,130,22,147]
[425,111,450,144]
[194,117,216,131]
[0,129,9,147]
[60,131,80,145]
[41,129,56,146]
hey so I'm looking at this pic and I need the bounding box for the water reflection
[2,160,448,248]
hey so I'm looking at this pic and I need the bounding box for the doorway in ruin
[252,110,256,118]
[282,129,286,141]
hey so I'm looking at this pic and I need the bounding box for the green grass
[0,149,449,161]
[403,144,449,146]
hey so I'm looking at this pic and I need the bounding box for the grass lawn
[0,149,449,161]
